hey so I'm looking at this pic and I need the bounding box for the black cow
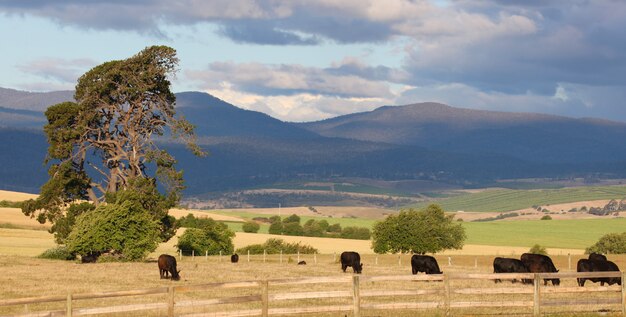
[411,255,442,275]
[297,261,307,265]
[588,253,607,261]
[520,253,560,286]
[231,254,239,263]
[340,251,363,274]
[158,254,181,281]
[81,253,99,263]
[493,257,532,284]
[577,259,621,286]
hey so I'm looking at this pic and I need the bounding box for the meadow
[414,185,626,212]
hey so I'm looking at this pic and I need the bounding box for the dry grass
[1,254,624,316]
[0,207,50,230]
[168,208,245,222]
[0,190,37,201]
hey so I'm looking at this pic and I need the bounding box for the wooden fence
[1,272,625,317]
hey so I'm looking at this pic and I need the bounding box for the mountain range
[1,88,626,199]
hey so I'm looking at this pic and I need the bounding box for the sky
[1,0,625,122]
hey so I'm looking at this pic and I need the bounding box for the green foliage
[372,204,466,254]
[529,244,548,255]
[327,223,342,233]
[242,221,260,233]
[0,200,23,208]
[472,212,519,222]
[38,246,75,261]
[268,222,283,235]
[540,215,552,220]
[176,219,234,256]
[50,202,95,244]
[340,226,371,240]
[586,232,626,254]
[283,214,301,223]
[282,222,304,236]
[318,219,329,232]
[178,213,221,229]
[303,219,324,237]
[269,215,281,224]
[66,200,160,261]
[236,238,318,255]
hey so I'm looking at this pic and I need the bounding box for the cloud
[17,58,96,85]
[186,61,396,99]
[217,21,320,45]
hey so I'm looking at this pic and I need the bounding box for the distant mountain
[299,102,626,164]
[0,87,73,128]
[1,89,626,199]
[176,92,318,140]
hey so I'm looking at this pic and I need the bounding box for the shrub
[540,215,552,220]
[303,219,324,237]
[268,222,283,235]
[340,226,371,240]
[242,221,260,233]
[327,223,342,233]
[283,214,301,223]
[66,201,160,261]
[282,222,304,236]
[529,244,548,255]
[236,238,318,255]
[38,246,75,260]
[586,232,626,254]
[176,219,234,256]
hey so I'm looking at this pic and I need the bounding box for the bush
[176,219,234,256]
[282,222,304,236]
[66,201,160,261]
[529,244,548,255]
[327,223,342,233]
[38,246,75,260]
[268,222,283,235]
[540,215,552,220]
[340,226,371,240]
[236,238,318,255]
[242,221,260,233]
[586,232,626,254]
[283,214,301,223]
[303,219,324,237]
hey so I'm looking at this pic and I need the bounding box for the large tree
[371,204,466,254]
[22,46,204,251]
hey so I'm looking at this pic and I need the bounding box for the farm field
[1,253,625,316]
[414,185,626,212]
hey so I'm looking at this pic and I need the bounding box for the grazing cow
[520,253,560,286]
[81,253,99,263]
[297,261,307,265]
[158,254,181,281]
[588,253,607,262]
[411,255,443,275]
[577,259,621,287]
[340,251,363,274]
[493,257,532,284]
[231,254,239,263]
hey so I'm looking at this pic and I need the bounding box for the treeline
[258,214,371,240]
[236,238,318,255]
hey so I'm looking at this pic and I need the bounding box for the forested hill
[299,102,626,164]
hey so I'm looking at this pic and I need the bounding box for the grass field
[416,185,626,212]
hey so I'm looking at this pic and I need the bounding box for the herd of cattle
[157,252,621,287]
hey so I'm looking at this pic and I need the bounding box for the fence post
[261,280,269,317]
[533,274,541,317]
[314,253,317,264]
[333,252,336,263]
[568,253,571,270]
[298,250,300,263]
[352,275,361,317]
[66,293,72,317]
[248,250,250,262]
[280,250,283,264]
[263,249,266,263]
[375,255,378,266]
[179,249,182,260]
[448,256,452,266]
[621,271,626,317]
[219,250,222,262]
[474,258,477,268]
[168,286,175,317]
[398,255,401,266]
[205,250,208,261]
[443,273,450,317]
[192,250,194,260]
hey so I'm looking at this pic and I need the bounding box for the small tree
[282,222,304,236]
[176,219,234,256]
[283,214,301,223]
[303,219,324,237]
[268,221,283,235]
[586,232,626,254]
[242,221,260,233]
[540,215,552,220]
[372,204,466,254]
[529,244,548,255]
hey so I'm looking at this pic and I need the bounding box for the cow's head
[355,263,363,274]
[172,270,181,281]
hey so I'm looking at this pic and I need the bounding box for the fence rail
[1,272,625,317]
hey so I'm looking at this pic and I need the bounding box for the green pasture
[416,185,626,212]
[210,210,377,230]
[462,218,626,249]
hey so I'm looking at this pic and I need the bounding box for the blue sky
[1,0,625,122]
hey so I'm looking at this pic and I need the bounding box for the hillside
[299,102,626,164]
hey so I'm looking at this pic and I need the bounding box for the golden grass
[0,207,50,230]
[1,254,624,316]
[168,208,245,222]
[0,189,37,201]
[0,228,56,256]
